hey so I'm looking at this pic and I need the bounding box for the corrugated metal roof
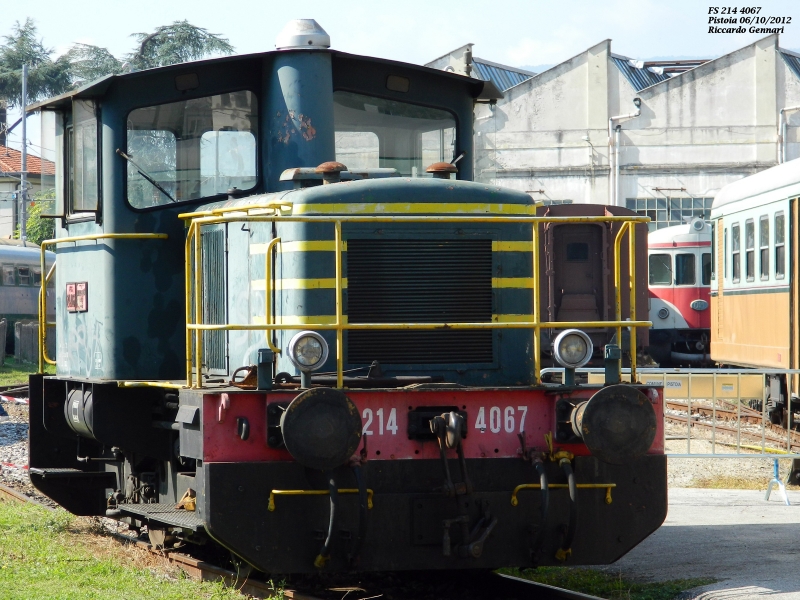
[611,56,670,92]
[472,58,534,92]
[781,50,800,80]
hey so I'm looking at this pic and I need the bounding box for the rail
[181,207,651,389]
[37,233,170,373]
[542,367,800,458]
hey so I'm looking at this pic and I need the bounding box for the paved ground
[604,488,800,599]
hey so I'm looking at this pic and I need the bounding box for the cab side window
[731,224,740,283]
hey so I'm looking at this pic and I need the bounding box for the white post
[19,64,27,242]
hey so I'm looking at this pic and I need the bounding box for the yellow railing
[181,209,651,389]
[38,233,169,373]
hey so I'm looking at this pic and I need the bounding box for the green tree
[67,43,124,85]
[23,191,55,245]
[0,19,72,107]
[127,20,234,71]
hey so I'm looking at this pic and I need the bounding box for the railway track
[665,412,800,452]
[0,481,602,599]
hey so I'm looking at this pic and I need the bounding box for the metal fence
[542,367,800,459]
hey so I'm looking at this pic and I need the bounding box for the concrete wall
[469,34,800,223]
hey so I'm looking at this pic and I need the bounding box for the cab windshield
[333,91,456,176]
[126,91,258,208]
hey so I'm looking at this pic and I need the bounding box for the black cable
[556,459,577,560]
[348,464,368,567]
[530,461,549,561]
[314,473,339,568]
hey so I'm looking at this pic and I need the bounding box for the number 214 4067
[361,406,529,436]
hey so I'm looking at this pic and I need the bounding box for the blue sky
[4,0,800,153]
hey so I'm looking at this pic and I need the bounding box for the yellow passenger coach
[711,158,800,424]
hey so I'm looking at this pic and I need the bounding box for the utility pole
[19,65,27,243]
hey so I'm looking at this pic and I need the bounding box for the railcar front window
[126,91,258,208]
[675,254,695,285]
[649,254,671,285]
[731,224,740,283]
[775,212,785,279]
[702,253,711,285]
[333,91,456,176]
[745,219,754,281]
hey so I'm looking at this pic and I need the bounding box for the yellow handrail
[268,488,374,512]
[510,483,616,506]
[183,214,650,389]
[38,233,169,373]
[264,238,282,354]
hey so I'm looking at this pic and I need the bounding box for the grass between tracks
[0,357,53,387]
[500,567,715,600]
[0,501,282,600]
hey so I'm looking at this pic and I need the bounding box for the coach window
[759,215,769,280]
[723,228,728,279]
[126,91,258,208]
[649,254,671,285]
[775,212,785,279]
[675,253,695,285]
[16,267,31,286]
[731,224,740,283]
[1,266,14,285]
[702,253,711,285]
[745,219,755,281]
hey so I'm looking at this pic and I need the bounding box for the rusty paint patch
[277,111,317,144]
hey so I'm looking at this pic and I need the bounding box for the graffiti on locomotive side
[65,315,105,377]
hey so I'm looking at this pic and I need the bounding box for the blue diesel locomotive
[28,20,665,573]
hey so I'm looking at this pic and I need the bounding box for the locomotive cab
[27,20,666,574]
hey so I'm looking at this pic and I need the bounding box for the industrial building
[428,34,800,230]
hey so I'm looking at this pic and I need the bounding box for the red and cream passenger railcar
[647,218,712,365]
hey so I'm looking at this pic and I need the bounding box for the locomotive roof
[27,50,486,112]
[196,176,534,214]
[712,157,800,214]
[647,219,711,247]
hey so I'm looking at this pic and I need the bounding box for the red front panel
[201,387,665,463]
[650,286,711,329]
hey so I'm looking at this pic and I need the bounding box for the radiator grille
[201,227,227,372]
[347,239,493,364]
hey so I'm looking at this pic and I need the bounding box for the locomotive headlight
[553,329,593,369]
[288,331,329,372]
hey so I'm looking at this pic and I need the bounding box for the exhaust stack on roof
[276,19,331,50]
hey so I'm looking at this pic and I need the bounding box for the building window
[675,253,696,285]
[626,197,714,231]
[649,254,672,285]
[745,219,754,281]
[775,212,785,279]
[759,215,769,280]
[702,253,711,285]
[732,224,740,283]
